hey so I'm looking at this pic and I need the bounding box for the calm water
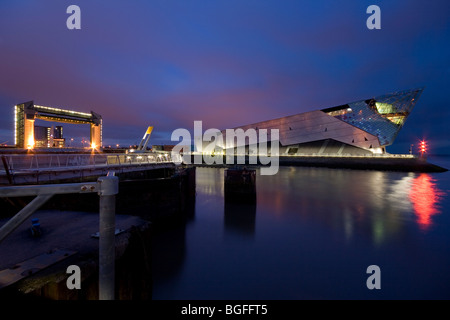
[151,156,450,299]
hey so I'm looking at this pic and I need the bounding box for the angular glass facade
[324,88,423,146]
[222,88,423,155]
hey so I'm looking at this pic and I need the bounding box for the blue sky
[0,0,449,153]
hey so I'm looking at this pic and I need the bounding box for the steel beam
[0,194,53,243]
[0,182,98,197]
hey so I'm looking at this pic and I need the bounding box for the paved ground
[0,210,145,271]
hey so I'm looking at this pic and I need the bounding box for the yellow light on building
[14,105,17,146]
[27,136,35,149]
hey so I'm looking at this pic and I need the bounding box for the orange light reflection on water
[409,174,444,230]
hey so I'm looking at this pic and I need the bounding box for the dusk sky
[1,0,449,153]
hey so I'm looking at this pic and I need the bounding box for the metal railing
[279,153,418,158]
[0,173,118,300]
[0,152,174,172]
[183,151,418,159]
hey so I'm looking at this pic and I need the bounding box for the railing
[0,173,118,300]
[0,152,174,172]
[185,151,418,159]
[279,153,418,158]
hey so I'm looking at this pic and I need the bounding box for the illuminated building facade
[14,101,102,149]
[220,88,423,156]
[34,125,65,148]
[33,126,49,148]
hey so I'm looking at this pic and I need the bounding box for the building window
[325,107,353,117]
[287,147,298,155]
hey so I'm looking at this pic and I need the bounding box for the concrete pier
[190,154,448,173]
[0,210,152,300]
[0,166,196,299]
[277,155,448,172]
[224,168,256,203]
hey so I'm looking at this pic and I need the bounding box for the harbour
[1,1,450,306]
[0,149,448,299]
[0,158,196,300]
[153,162,450,300]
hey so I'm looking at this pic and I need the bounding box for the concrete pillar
[90,123,102,149]
[98,173,119,300]
[24,118,35,149]
[224,168,256,203]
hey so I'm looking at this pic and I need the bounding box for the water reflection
[152,167,450,299]
[409,174,444,230]
[196,166,224,196]
[151,225,187,285]
[224,202,257,238]
[386,174,414,212]
[256,167,446,244]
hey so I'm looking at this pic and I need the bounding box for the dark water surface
[152,157,450,299]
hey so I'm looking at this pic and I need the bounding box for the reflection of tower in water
[409,174,444,230]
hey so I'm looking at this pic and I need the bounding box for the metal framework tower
[14,101,102,149]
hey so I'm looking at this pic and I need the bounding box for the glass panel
[375,102,396,114]
[328,88,423,146]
